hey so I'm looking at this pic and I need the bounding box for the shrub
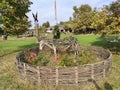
[56,53,75,66]
[53,25,60,39]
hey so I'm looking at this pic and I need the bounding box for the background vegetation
[61,0,120,37]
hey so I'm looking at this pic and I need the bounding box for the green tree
[41,21,50,33]
[96,0,120,37]
[108,0,120,37]
[42,21,50,28]
[63,25,69,30]
[0,27,3,35]
[73,4,92,19]
[109,0,120,18]
[0,0,32,37]
[72,4,97,32]
[95,8,109,37]
[73,6,79,19]
[39,26,46,34]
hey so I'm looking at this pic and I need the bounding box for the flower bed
[16,46,112,85]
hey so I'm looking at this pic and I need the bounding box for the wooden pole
[32,12,39,43]
[54,0,58,24]
[35,21,39,43]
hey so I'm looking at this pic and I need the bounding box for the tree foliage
[97,0,120,37]
[109,0,120,34]
[72,4,97,31]
[0,0,32,35]
[42,21,50,28]
[62,1,120,36]
[0,27,3,35]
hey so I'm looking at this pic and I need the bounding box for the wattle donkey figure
[39,36,80,63]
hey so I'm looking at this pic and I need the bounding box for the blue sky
[27,0,115,28]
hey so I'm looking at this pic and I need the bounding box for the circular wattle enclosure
[16,37,112,85]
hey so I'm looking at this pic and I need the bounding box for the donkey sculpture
[39,36,80,62]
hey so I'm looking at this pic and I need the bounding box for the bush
[53,25,60,39]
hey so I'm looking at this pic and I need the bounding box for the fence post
[91,64,94,80]
[109,58,112,71]
[103,61,106,78]
[75,67,78,86]
[56,67,59,86]
[23,63,27,80]
[37,66,41,83]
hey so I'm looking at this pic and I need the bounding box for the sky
[27,0,115,29]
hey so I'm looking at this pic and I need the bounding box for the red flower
[26,52,37,61]
[53,55,58,62]
[61,48,65,52]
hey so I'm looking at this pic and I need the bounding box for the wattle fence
[16,48,112,85]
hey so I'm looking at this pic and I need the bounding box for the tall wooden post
[54,0,58,24]
[32,13,39,43]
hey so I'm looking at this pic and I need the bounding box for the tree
[42,21,50,28]
[72,4,97,33]
[108,0,120,37]
[109,0,120,18]
[41,21,50,33]
[94,8,109,37]
[39,26,46,34]
[59,21,64,25]
[69,17,72,21]
[73,6,79,19]
[0,27,3,35]
[63,25,69,30]
[73,4,92,19]
[0,0,32,37]
[96,0,120,37]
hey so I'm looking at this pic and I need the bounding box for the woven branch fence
[16,48,112,86]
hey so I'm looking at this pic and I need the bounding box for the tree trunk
[2,35,8,40]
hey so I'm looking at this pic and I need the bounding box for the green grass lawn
[0,37,38,57]
[0,34,120,90]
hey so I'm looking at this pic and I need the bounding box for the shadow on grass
[92,80,102,90]
[89,79,113,90]
[104,82,113,90]
[0,43,38,58]
[88,79,102,90]
[91,36,120,54]
[18,43,38,50]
